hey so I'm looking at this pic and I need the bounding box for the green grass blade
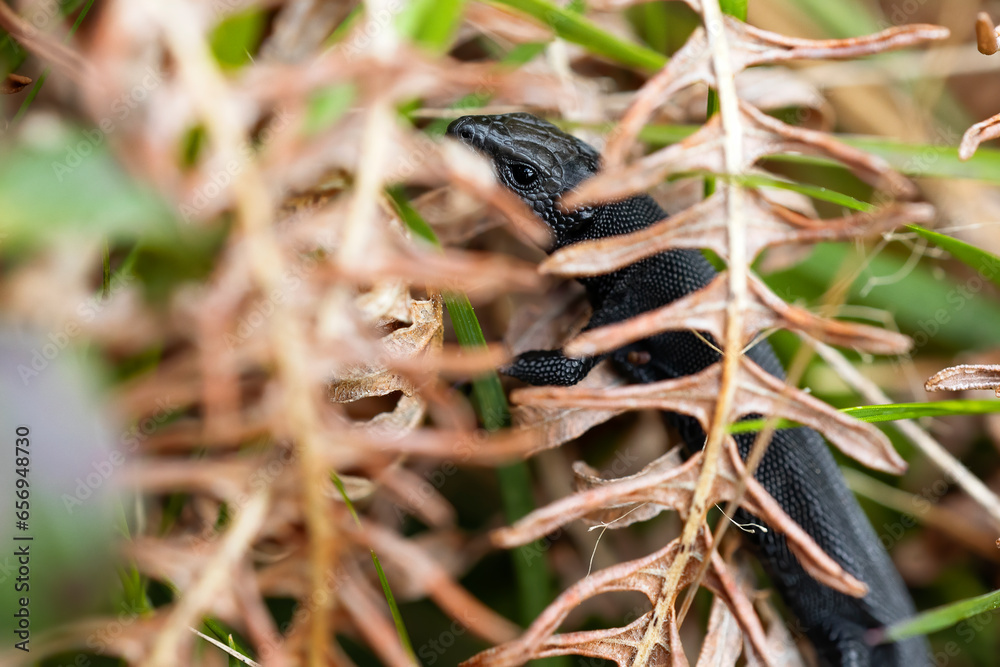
[203,618,254,664]
[730,399,1000,434]
[906,225,1000,290]
[370,548,416,658]
[387,187,559,637]
[330,470,416,661]
[772,0,880,38]
[840,135,1000,183]
[732,173,873,211]
[397,0,467,53]
[843,400,1000,422]
[766,241,1000,353]
[613,122,1000,184]
[11,0,95,125]
[490,0,667,70]
[878,588,1000,643]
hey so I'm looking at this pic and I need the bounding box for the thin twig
[813,340,1000,530]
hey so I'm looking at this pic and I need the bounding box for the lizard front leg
[502,349,600,386]
[502,279,641,386]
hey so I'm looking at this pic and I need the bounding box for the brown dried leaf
[324,246,543,297]
[570,447,686,528]
[329,296,443,438]
[128,538,242,622]
[493,438,866,598]
[512,362,626,451]
[512,356,906,474]
[960,111,1000,161]
[546,191,931,275]
[460,533,703,666]
[377,465,457,528]
[463,530,771,667]
[925,363,1000,397]
[975,12,1000,55]
[260,0,352,63]
[123,457,261,503]
[694,594,744,667]
[464,2,553,44]
[605,18,947,166]
[30,616,168,666]
[362,426,541,464]
[1,72,30,93]
[565,270,912,357]
[568,101,917,208]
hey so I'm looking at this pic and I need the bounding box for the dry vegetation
[2,0,1000,666]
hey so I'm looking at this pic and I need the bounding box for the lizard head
[446,113,600,243]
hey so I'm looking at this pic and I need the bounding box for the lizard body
[447,112,927,667]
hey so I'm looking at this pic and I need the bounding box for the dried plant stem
[636,0,749,662]
[813,340,1000,530]
[139,2,336,665]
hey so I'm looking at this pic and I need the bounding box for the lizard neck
[552,194,666,248]
[555,194,666,307]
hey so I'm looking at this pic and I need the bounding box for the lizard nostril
[460,127,475,142]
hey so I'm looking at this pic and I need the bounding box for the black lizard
[447,112,927,667]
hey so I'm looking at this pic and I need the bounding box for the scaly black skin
[447,113,928,667]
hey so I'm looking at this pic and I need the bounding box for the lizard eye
[508,162,538,188]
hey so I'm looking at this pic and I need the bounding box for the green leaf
[302,84,356,136]
[880,588,1000,643]
[0,132,175,253]
[906,225,1000,290]
[209,10,266,69]
[490,0,667,71]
